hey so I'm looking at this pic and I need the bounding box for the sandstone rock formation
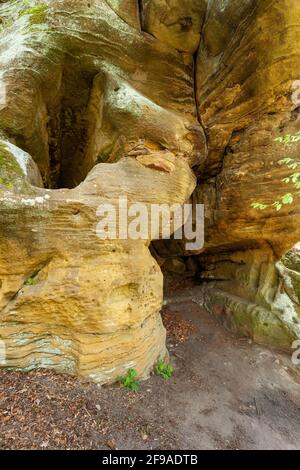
[0,0,203,382]
[0,0,299,382]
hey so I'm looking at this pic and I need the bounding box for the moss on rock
[0,143,24,190]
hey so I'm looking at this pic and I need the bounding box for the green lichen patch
[0,143,24,190]
[24,273,40,286]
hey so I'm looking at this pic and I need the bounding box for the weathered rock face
[0,0,300,382]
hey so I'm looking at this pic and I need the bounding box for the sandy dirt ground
[0,281,300,450]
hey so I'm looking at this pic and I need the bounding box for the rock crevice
[0,0,300,382]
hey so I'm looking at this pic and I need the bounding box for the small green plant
[119,368,140,392]
[25,274,39,286]
[154,360,173,380]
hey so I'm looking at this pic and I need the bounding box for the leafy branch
[251,133,300,212]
